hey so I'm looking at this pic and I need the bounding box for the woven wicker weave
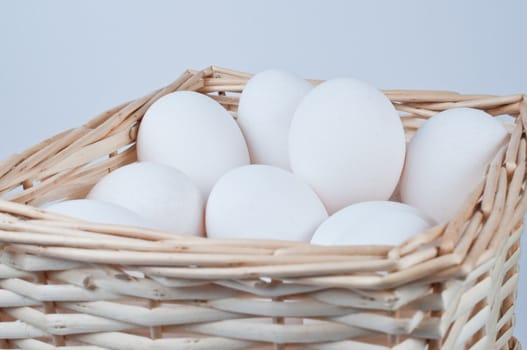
[0,66,524,349]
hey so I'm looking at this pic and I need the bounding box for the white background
[1,0,526,345]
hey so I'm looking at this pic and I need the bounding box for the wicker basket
[0,66,524,350]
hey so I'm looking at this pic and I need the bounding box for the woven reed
[0,66,524,349]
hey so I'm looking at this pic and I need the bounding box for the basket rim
[0,66,525,288]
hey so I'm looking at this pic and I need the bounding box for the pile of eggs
[45,70,509,246]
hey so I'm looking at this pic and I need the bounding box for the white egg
[400,108,508,223]
[137,91,250,195]
[44,199,157,229]
[88,162,204,235]
[289,78,405,214]
[237,69,312,169]
[311,201,433,246]
[206,165,328,241]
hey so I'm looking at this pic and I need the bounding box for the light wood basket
[0,66,524,350]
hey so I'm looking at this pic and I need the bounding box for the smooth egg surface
[206,164,328,241]
[137,91,250,195]
[400,108,508,223]
[237,69,312,169]
[289,78,405,213]
[88,161,204,235]
[311,201,434,246]
[44,199,158,229]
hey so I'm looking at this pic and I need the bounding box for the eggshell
[311,201,433,246]
[237,69,312,169]
[289,78,405,213]
[44,199,157,229]
[88,162,204,235]
[400,108,508,223]
[206,164,328,241]
[137,91,250,195]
